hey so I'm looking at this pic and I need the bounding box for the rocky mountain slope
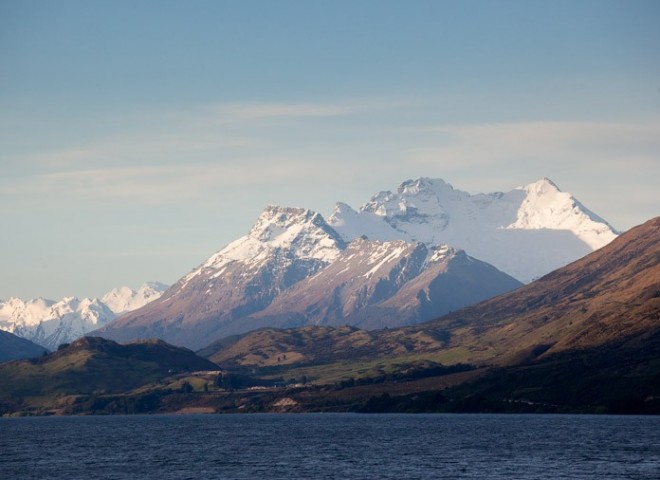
[421,215,660,363]
[251,239,521,329]
[0,282,168,350]
[329,177,617,282]
[97,206,520,349]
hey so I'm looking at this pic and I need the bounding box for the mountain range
[0,282,168,351]
[97,177,617,350]
[1,216,656,415]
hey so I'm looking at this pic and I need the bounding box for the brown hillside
[423,216,659,363]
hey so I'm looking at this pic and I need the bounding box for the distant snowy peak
[0,282,168,350]
[102,282,169,314]
[328,177,618,282]
[362,177,463,219]
[181,206,346,287]
[0,295,117,351]
[49,296,115,325]
[506,178,618,249]
[0,297,55,328]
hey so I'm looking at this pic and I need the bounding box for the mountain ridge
[0,282,168,350]
[97,205,520,349]
[96,177,617,350]
[329,177,617,282]
[250,239,522,329]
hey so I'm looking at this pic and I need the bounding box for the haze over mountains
[0,282,168,350]
[96,177,617,350]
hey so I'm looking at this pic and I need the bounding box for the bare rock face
[253,238,522,329]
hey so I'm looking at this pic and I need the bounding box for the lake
[1,414,659,479]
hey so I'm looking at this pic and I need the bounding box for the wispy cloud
[207,101,361,121]
[1,98,408,207]
[2,156,347,206]
[406,120,660,171]
[3,104,658,231]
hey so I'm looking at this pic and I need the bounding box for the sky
[1,0,659,300]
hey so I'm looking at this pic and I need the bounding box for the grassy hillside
[0,336,218,413]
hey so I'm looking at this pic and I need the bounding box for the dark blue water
[1,414,659,479]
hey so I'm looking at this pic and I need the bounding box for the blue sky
[1,0,659,300]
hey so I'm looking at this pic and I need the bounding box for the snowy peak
[0,295,117,350]
[50,296,115,325]
[0,283,168,350]
[104,207,354,347]
[507,179,617,248]
[102,282,169,314]
[328,177,618,282]
[0,297,55,327]
[397,177,456,196]
[182,206,346,288]
[247,205,346,258]
[328,202,399,243]
[359,178,466,236]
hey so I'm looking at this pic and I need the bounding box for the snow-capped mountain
[0,296,116,350]
[179,205,345,290]
[0,282,168,350]
[97,205,521,349]
[102,282,169,314]
[96,207,347,349]
[96,177,617,350]
[328,178,617,282]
